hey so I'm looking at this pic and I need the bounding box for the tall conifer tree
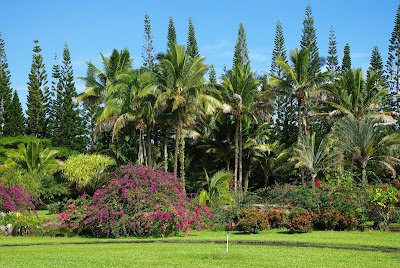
[386,3,400,111]
[0,33,13,137]
[300,4,320,73]
[327,26,339,76]
[167,17,177,52]
[26,39,47,137]
[209,65,217,84]
[271,19,287,78]
[187,17,199,59]
[341,43,351,73]
[3,90,24,136]
[233,23,249,69]
[367,46,384,81]
[142,12,155,70]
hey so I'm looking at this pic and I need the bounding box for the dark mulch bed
[1,239,399,253]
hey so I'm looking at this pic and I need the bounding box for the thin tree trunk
[142,125,147,166]
[301,168,305,187]
[174,125,180,177]
[116,135,120,167]
[138,128,143,165]
[234,119,239,192]
[164,127,168,172]
[297,98,302,135]
[311,173,316,190]
[226,158,230,172]
[179,135,185,182]
[147,125,152,168]
[239,115,243,194]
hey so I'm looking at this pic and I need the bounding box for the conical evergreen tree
[341,43,351,73]
[327,26,339,76]
[209,65,217,84]
[233,23,250,69]
[53,43,88,151]
[367,46,384,81]
[142,11,155,70]
[26,39,47,137]
[187,17,199,59]
[386,3,400,111]
[167,17,177,52]
[300,4,320,73]
[3,90,24,136]
[49,53,61,139]
[0,33,13,138]
[271,19,287,78]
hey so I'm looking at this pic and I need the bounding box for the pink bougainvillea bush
[0,183,39,218]
[61,165,212,238]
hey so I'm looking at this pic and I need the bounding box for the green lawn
[1,229,399,267]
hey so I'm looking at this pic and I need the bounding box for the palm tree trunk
[138,128,143,165]
[174,125,180,177]
[147,126,152,168]
[116,135,120,167]
[311,173,317,190]
[164,127,168,172]
[239,115,243,194]
[297,98,302,135]
[234,119,239,192]
[179,135,185,182]
[226,157,230,172]
[142,125,147,166]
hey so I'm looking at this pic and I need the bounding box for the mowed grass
[0,242,399,268]
[1,229,400,267]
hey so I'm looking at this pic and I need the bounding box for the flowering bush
[336,210,358,230]
[368,184,399,225]
[0,184,39,218]
[314,208,340,230]
[286,208,314,233]
[61,165,212,237]
[0,212,44,236]
[265,208,287,228]
[236,208,268,233]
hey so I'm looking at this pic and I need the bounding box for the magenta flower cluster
[61,165,213,237]
[0,183,40,218]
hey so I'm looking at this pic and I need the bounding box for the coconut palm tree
[6,140,62,174]
[324,69,397,123]
[290,132,342,188]
[221,63,271,192]
[270,48,329,135]
[333,115,400,184]
[154,43,220,181]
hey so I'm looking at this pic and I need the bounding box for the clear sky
[1,0,399,109]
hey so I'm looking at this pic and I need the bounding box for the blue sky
[1,0,399,109]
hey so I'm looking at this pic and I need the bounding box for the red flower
[382,186,387,190]
[315,179,321,187]
[229,225,234,230]
[392,211,395,214]
[344,196,351,200]
[338,186,344,189]
[306,172,309,175]
[328,198,332,201]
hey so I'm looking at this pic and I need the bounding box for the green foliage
[186,17,199,60]
[233,23,249,69]
[0,167,41,198]
[0,32,13,137]
[166,17,177,52]
[199,170,233,207]
[0,212,44,236]
[367,46,384,82]
[368,184,399,225]
[3,90,24,136]
[236,208,269,233]
[271,19,287,78]
[63,154,115,192]
[5,140,62,175]
[208,65,217,85]
[142,11,155,70]
[341,43,351,73]
[300,4,320,74]
[26,39,47,138]
[326,26,338,76]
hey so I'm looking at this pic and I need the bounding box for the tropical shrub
[368,184,399,225]
[336,210,358,230]
[266,208,287,228]
[61,165,212,237]
[63,154,115,193]
[286,208,314,233]
[236,208,268,233]
[314,208,340,230]
[0,184,39,217]
[0,212,43,236]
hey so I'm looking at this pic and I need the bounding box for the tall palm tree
[6,140,62,174]
[290,132,342,188]
[324,69,397,123]
[154,43,219,181]
[221,63,271,192]
[333,116,400,184]
[270,48,329,135]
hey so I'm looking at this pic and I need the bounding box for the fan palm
[333,115,400,184]
[290,132,342,188]
[6,140,62,174]
[154,43,220,181]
